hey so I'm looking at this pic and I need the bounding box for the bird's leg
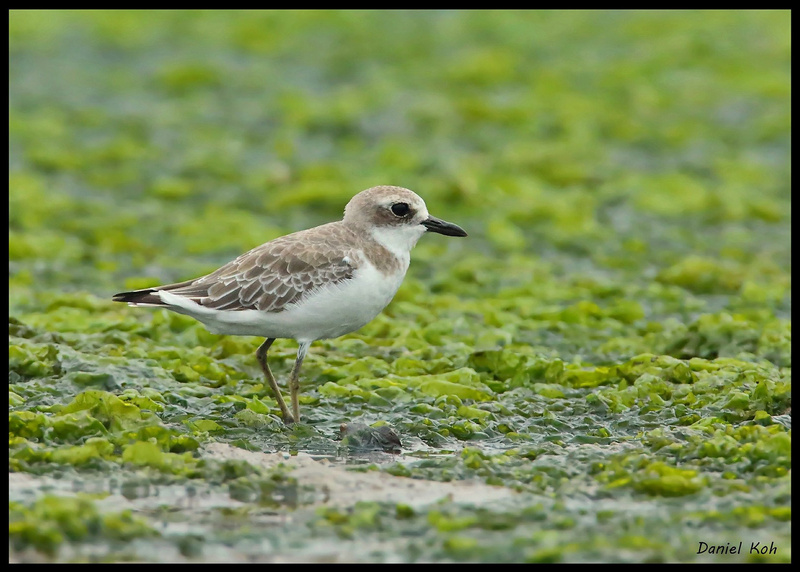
[256,338,294,424]
[289,342,310,423]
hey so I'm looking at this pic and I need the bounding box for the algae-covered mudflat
[9,10,790,562]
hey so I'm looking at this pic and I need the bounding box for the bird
[113,185,467,424]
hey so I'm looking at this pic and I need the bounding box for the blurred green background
[9,10,790,563]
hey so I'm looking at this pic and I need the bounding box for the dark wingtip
[112,289,161,305]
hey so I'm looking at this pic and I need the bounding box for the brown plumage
[112,222,364,313]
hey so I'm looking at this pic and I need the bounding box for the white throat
[370,224,426,262]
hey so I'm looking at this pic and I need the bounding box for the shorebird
[113,185,467,424]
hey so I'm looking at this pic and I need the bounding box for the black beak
[421,215,468,237]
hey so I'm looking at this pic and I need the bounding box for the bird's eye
[391,203,410,217]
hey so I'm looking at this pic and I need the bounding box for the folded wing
[113,225,358,313]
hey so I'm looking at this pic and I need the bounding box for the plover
[113,185,467,424]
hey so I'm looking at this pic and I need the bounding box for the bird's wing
[114,224,359,313]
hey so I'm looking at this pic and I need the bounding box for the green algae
[302,493,790,562]
[9,9,791,563]
[9,495,158,557]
